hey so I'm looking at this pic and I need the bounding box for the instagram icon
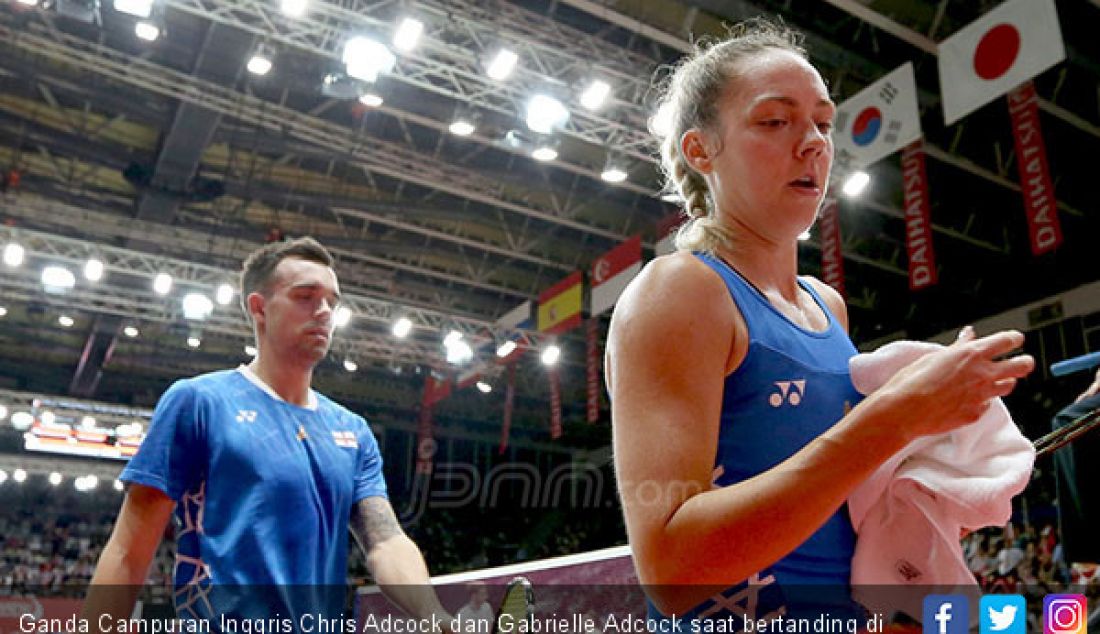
[1044,595,1088,634]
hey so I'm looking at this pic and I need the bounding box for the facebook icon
[923,595,970,634]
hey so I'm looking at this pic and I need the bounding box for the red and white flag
[937,0,1065,125]
[818,198,845,299]
[655,211,680,257]
[901,142,938,290]
[833,63,922,171]
[1008,82,1062,255]
[590,235,642,316]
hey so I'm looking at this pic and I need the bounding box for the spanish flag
[537,271,583,334]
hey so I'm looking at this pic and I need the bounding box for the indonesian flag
[937,0,1065,125]
[590,235,642,316]
[833,63,922,171]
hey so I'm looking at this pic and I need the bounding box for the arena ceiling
[0,0,1097,443]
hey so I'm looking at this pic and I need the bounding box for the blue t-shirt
[121,367,387,623]
[646,253,865,628]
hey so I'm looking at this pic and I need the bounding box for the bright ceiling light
[842,170,870,198]
[798,230,812,241]
[153,273,172,295]
[123,325,139,338]
[445,340,473,365]
[12,469,27,483]
[247,53,273,76]
[443,330,462,347]
[113,0,152,18]
[0,470,6,485]
[58,315,74,328]
[580,79,611,110]
[215,283,234,306]
[526,94,569,134]
[541,344,561,366]
[244,344,257,357]
[531,146,558,162]
[649,102,674,138]
[358,92,384,108]
[343,358,358,372]
[660,192,682,203]
[41,266,76,292]
[280,0,306,17]
[16,0,38,6]
[0,404,6,420]
[495,340,517,358]
[343,36,395,83]
[333,306,352,328]
[84,258,104,281]
[186,336,201,348]
[0,307,6,317]
[601,166,628,183]
[449,119,475,137]
[392,317,412,338]
[48,472,62,486]
[135,21,160,42]
[3,243,24,267]
[11,412,33,431]
[486,49,518,80]
[80,416,96,428]
[393,17,423,52]
[114,479,124,491]
[476,381,492,394]
[181,293,214,321]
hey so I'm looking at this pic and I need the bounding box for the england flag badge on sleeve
[331,430,358,448]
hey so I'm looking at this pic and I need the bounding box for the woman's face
[690,49,836,243]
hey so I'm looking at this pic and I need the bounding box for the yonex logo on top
[768,380,806,407]
[235,410,257,423]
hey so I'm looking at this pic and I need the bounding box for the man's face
[251,257,341,367]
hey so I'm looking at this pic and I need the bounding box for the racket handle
[1051,351,1100,377]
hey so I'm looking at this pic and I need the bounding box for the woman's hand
[870,326,1034,441]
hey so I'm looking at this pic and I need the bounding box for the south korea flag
[937,0,1065,125]
[833,62,922,172]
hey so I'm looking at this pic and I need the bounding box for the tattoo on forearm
[353,497,403,547]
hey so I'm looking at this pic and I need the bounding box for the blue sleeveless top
[646,252,864,626]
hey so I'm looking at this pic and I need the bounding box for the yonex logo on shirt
[235,410,257,423]
[332,431,358,448]
[768,380,806,407]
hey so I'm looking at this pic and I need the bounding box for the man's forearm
[367,535,451,623]
[82,545,150,633]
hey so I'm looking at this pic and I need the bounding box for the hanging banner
[1008,82,1063,256]
[818,198,845,299]
[900,141,938,290]
[415,374,450,475]
[499,363,516,455]
[586,318,600,423]
[549,368,562,439]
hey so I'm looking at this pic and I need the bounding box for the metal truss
[0,20,632,247]
[159,0,659,162]
[0,224,545,367]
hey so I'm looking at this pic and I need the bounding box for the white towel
[846,340,1034,617]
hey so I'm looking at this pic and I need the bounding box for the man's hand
[1075,368,1100,403]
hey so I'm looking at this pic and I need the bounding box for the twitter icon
[981,595,1027,634]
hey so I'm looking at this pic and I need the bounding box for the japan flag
[937,0,1065,125]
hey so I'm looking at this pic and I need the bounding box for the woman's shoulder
[617,250,729,313]
[800,275,849,330]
